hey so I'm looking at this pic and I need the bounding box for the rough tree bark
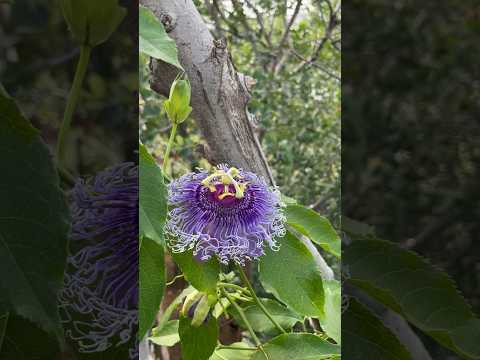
[141,0,274,185]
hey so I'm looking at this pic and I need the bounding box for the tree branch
[142,0,275,185]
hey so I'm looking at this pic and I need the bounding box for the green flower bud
[163,79,193,124]
[60,0,126,47]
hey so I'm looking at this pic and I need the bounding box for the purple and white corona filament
[59,163,138,358]
[166,165,286,264]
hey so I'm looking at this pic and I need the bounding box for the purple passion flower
[166,165,286,264]
[59,163,138,358]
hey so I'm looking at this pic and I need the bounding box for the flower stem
[162,122,178,174]
[56,45,91,165]
[217,345,257,351]
[236,264,287,334]
[221,289,260,346]
[222,288,270,360]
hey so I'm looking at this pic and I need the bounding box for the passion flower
[166,164,286,264]
[59,162,138,358]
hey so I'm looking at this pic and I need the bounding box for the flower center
[201,167,248,201]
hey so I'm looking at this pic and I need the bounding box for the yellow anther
[218,192,235,200]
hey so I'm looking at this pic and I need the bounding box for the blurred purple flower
[166,164,285,264]
[59,163,138,357]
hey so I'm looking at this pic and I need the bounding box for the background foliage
[343,1,480,358]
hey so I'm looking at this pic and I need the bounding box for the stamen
[201,166,248,199]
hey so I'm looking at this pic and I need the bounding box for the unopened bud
[163,79,192,124]
[60,0,126,47]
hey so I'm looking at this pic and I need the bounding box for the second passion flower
[165,164,286,264]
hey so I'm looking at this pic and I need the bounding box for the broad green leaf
[285,204,341,258]
[139,6,183,69]
[251,333,340,360]
[0,92,69,341]
[343,298,412,360]
[150,320,179,347]
[139,237,165,340]
[172,250,220,296]
[345,239,480,359]
[321,280,341,343]
[179,315,218,360]
[139,143,167,246]
[259,232,325,318]
[232,299,302,334]
[210,343,254,360]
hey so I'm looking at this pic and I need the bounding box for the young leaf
[345,239,480,359]
[285,204,341,258]
[179,315,218,360]
[321,280,342,343]
[150,320,180,347]
[139,6,183,69]
[343,298,412,360]
[172,250,220,296]
[139,237,165,340]
[259,232,325,318]
[251,333,340,360]
[0,92,69,341]
[139,143,167,246]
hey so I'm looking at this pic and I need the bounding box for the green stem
[221,289,261,347]
[236,264,287,334]
[217,282,250,295]
[56,45,91,165]
[162,122,178,174]
[217,345,257,351]
[166,274,184,286]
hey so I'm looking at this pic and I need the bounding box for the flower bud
[60,0,126,47]
[163,79,193,124]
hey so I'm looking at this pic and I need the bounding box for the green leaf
[285,204,341,258]
[150,320,180,347]
[231,299,302,334]
[320,280,341,343]
[172,250,220,296]
[139,6,183,69]
[139,237,165,340]
[0,92,69,341]
[251,333,340,360]
[210,343,254,360]
[259,232,325,318]
[179,315,218,360]
[345,239,480,359]
[60,0,126,47]
[343,298,412,360]
[139,143,167,246]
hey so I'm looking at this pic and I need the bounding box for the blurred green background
[343,1,480,358]
[0,0,138,175]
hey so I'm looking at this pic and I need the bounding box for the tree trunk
[140,0,274,185]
